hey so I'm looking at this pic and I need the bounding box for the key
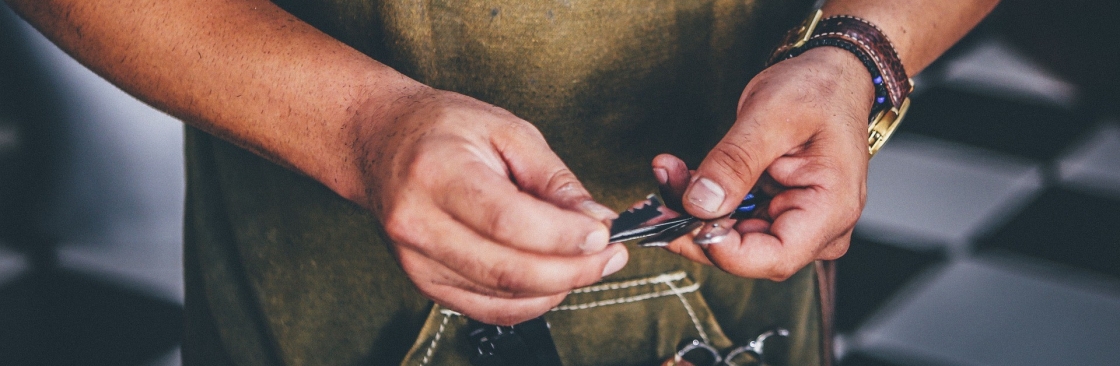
[608,191,767,246]
[608,194,665,237]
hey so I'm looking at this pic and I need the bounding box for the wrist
[798,47,876,107]
[332,71,432,204]
[769,9,913,156]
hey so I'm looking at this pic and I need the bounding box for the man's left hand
[653,46,874,281]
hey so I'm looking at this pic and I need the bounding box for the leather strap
[769,13,912,116]
[813,16,911,108]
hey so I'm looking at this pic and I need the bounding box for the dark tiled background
[1,1,1118,365]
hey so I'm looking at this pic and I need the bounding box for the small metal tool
[608,194,665,238]
[608,192,766,247]
[722,327,790,366]
[672,338,722,366]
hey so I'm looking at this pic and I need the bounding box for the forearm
[821,0,1000,76]
[5,0,420,199]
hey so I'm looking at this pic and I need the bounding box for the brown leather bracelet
[767,10,914,157]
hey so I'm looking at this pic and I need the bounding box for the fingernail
[694,219,732,245]
[601,249,628,277]
[581,228,609,254]
[653,168,669,185]
[579,200,619,222]
[687,177,725,214]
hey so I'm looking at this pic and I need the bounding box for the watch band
[767,10,913,157]
[786,36,895,118]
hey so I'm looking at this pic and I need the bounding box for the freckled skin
[5,0,997,323]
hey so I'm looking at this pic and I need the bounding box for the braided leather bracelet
[768,10,914,157]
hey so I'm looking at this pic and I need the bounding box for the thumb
[683,117,805,219]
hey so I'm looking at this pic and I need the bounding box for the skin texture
[5,0,997,324]
[660,1,999,281]
[654,46,872,279]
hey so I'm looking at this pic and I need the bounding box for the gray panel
[855,258,1120,366]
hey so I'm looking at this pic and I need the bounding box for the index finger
[433,158,611,256]
[705,183,851,281]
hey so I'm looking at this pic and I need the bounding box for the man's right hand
[352,88,628,325]
[6,0,627,326]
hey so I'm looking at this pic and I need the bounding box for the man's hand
[647,0,1001,280]
[653,47,873,281]
[6,0,628,325]
[8,0,995,324]
[355,88,628,325]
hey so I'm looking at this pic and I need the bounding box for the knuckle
[819,243,850,260]
[767,266,796,282]
[486,261,528,293]
[507,120,546,140]
[544,169,587,203]
[710,140,760,186]
[764,259,801,282]
[381,211,417,244]
[545,168,578,190]
[545,167,573,187]
[484,208,519,243]
[494,119,546,146]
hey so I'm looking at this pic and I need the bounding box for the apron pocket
[399,271,730,366]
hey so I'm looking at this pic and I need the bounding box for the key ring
[665,338,722,366]
[723,328,790,366]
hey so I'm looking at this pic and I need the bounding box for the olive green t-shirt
[182,1,822,365]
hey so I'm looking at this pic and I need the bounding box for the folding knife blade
[608,190,769,245]
[610,215,693,243]
[608,194,663,237]
[636,218,704,247]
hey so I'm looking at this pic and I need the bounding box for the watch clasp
[792,9,824,49]
[868,96,910,158]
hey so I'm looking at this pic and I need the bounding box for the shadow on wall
[996,0,1120,116]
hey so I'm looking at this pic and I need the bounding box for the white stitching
[569,271,688,294]
[428,273,703,356]
[665,278,710,344]
[551,282,701,311]
[419,312,451,366]
[829,15,888,36]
